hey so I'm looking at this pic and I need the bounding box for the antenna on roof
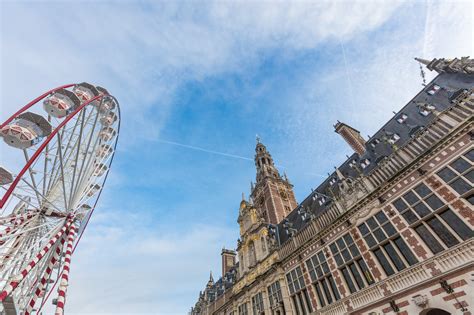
[418,62,427,86]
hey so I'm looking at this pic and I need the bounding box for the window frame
[358,211,418,277]
[251,292,265,315]
[392,157,473,255]
[436,149,473,198]
[305,250,340,308]
[329,233,374,294]
[285,266,312,314]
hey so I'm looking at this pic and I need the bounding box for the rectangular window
[374,248,395,276]
[305,250,340,308]
[439,209,473,240]
[286,267,311,314]
[252,292,265,315]
[330,233,373,293]
[238,302,249,315]
[437,151,473,197]
[267,281,283,308]
[392,179,471,255]
[358,211,418,277]
[415,224,444,254]
[393,237,418,265]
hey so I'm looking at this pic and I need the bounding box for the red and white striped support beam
[54,223,77,315]
[24,234,66,315]
[0,210,36,225]
[0,211,37,245]
[0,218,73,302]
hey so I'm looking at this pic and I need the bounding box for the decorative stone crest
[412,294,429,308]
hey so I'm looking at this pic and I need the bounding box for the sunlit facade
[191,57,474,315]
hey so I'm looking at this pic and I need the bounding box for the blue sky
[0,1,472,314]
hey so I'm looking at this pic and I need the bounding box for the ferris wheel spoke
[18,178,63,215]
[56,134,69,212]
[68,110,86,210]
[41,115,53,198]
[22,150,42,207]
[46,114,82,198]
[70,110,100,208]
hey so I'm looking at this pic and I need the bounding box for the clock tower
[250,138,297,224]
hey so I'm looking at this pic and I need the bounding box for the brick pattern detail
[426,175,443,190]
[430,279,468,296]
[451,199,474,225]
[426,175,474,226]
[350,229,383,282]
[443,291,466,301]
[326,253,347,297]
[300,261,318,310]
[381,300,409,313]
[391,214,407,231]
[425,261,442,276]
[402,229,428,260]
[343,300,353,312]
[454,301,469,309]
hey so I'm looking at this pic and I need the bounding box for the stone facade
[191,57,474,315]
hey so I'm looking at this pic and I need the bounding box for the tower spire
[415,57,431,66]
[250,139,297,224]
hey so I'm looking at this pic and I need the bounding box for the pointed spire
[256,134,261,143]
[335,167,345,180]
[254,138,278,181]
[415,56,474,74]
[209,271,214,283]
[242,192,245,201]
[415,57,431,66]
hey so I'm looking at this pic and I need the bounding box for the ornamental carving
[412,294,429,308]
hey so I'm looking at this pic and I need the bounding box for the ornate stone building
[191,57,474,315]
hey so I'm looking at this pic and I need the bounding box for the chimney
[334,121,366,156]
[221,248,236,277]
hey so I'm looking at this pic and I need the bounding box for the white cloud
[1,1,403,143]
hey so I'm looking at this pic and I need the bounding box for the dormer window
[360,158,371,169]
[318,196,326,206]
[427,84,441,95]
[418,103,436,116]
[329,178,337,185]
[387,133,401,144]
[370,138,380,148]
[349,160,357,168]
[397,113,408,124]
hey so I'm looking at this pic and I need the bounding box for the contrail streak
[154,139,254,161]
[155,138,332,180]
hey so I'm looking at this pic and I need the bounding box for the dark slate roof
[276,72,474,245]
[209,265,238,301]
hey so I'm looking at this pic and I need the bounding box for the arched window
[248,241,257,266]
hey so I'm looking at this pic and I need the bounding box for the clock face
[226,258,233,267]
[279,190,288,200]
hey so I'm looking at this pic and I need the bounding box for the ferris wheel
[0,83,120,314]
